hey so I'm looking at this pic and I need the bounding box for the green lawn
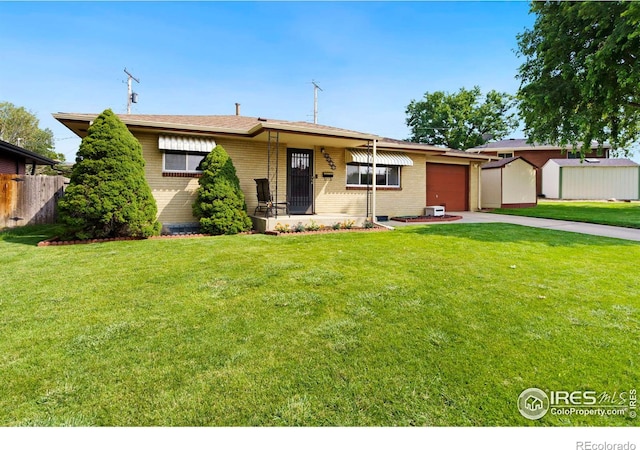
[1,224,638,426]
[490,200,640,229]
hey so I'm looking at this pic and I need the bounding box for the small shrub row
[274,219,371,234]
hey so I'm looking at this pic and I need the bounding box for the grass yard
[490,200,640,229]
[0,224,638,426]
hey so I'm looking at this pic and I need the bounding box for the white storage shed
[542,158,639,200]
[481,156,537,208]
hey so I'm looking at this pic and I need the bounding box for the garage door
[426,163,469,211]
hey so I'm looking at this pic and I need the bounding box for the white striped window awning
[158,135,216,153]
[347,150,414,166]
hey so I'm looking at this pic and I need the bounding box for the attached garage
[426,163,469,211]
[542,158,640,200]
[481,157,537,208]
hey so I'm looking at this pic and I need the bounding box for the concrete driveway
[384,211,640,242]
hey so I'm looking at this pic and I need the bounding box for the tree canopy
[0,101,64,161]
[516,1,640,155]
[57,109,160,240]
[405,86,519,150]
[193,144,252,235]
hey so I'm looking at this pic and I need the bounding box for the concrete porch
[250,213,368,233]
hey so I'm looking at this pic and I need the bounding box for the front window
[163,152,206,173]
[497,152,513,159]
[346,164,400,187]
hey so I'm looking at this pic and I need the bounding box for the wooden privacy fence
[0,174,68,229]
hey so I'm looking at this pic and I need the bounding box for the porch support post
[476,162,482,210]
[275,131,280,218]
[371,138,377,221]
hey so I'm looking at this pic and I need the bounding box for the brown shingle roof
[482,156,536,169]
[468,138,611,152]
[53,112,493,160]
[55,113,377,137]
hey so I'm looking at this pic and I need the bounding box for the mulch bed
[37,233,215,247]
[37,227,390,246]
[390,215,462,223]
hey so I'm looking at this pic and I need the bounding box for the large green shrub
[57,109,161,240]
[193,144,252,235]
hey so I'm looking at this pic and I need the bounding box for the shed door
[426,163,469,211]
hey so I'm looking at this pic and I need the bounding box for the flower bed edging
[36,227,385,246]
[38,236,146,247]
[265,226,389,236]
[36,232,250,247]
[390,215,462,223]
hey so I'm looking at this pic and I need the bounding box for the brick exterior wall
[134,131,481,225]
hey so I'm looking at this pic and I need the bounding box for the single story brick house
[54,112,491,232]
[0,139,57,175]
[468,138,611,196]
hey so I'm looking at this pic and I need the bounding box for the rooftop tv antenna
[124,68,140,114]
[312,80,323,124]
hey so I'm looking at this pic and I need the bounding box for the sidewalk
[385,211,640,242]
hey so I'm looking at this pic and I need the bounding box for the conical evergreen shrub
[57,109,161,240]
[193,144,252,235]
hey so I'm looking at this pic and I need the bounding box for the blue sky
[1,1,535,161]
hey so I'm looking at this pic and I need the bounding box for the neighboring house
[468,138,611,196]
[481,157,537,209]
[54,112,491,232]
[542,158,639,200]
[0,139,57,174]
[0,139,65,229]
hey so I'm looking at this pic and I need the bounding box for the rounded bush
[193,145,252,235]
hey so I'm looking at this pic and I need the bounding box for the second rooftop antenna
[124,68,140,114]
[312,80,323,124]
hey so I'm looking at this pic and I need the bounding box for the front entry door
[287,149,314,214]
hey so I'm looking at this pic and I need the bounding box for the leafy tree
[516,1,640,156]
[57,109,160,240]
[193,145,252,235]
[0,101,64,161]
[405,86,519,150]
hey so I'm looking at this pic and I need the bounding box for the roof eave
[0,139,58,166]
[53,113,252,137]
[443,151,494,161]
[375,141,444,154]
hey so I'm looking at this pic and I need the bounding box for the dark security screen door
[287,149,313,214]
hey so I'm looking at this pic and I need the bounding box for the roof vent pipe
[235,103,241,116]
